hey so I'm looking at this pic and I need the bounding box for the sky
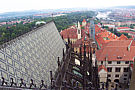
[0,0,135,13]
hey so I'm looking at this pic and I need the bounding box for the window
[125,61,129,64]
[78,30,80,34]
[108,74,111,77]
[107,67,112,72]
[124,78,127,80]
[101,61,103,65]
[117,61,121,64]
[124,74,127,77]
[115,68,121,72]
[117,56,122,59]
[124,68,129,72]
[108,61,112,64]
[115,74,119,77]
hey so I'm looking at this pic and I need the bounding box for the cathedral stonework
[0,21,66,85]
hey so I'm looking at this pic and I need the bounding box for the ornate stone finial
[57,57,60,67]
[80,45,82,57]
[19,78,26,88]
[90,46,92,63]
[40,80,47,89]
[1,77,7,86]
[63,48,65,57]
[50,71,53,87]
[88,51,90,60]
[10,78,16,87]
[62,80,67,88]
[83,43,86,58]
[40,80,44,89]
[74,81,79,89]
[29,79,36,89]
[68,37,70,44]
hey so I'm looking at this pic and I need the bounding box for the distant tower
[82,19,87,27]
[77,21,81,39]
[89,19,95,41]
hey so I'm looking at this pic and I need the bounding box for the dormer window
[108,61,112,64]
[117,56,122,59]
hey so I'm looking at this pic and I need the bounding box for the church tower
[89,19,95,41]
[82,19,87,27]
[77,21,81,39]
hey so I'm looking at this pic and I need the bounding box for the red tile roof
[117,27,131,30]
[98,31,118,40]
[119,30,135,35]
[60,27,78,39]
[95,24,102,33]
[95,34,105,48]
[118,34,128,40]
[98,65,108,72]
[96,40,135,61]
[61,23,105,40]
[82,19,86,22]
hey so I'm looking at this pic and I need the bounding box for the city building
[82,19,87,27]
[60,25,78,44]
[96,40,135,84]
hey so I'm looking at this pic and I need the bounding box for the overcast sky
[0,0,135,13]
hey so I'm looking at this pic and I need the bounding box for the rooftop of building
[117,27,131,29]
[60,26,78,39]
[96,40,135,61]
[118,34,128,40]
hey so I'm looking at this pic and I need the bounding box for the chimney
[128,40,133,51]
[128,46,130,51]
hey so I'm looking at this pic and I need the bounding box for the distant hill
[112,5,135,9]
[0,10,44,18]
[0,8,93,18]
